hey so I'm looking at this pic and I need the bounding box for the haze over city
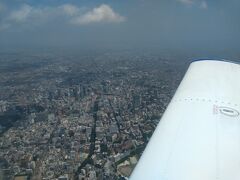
[0,0,240,55]
[0,0,240,180]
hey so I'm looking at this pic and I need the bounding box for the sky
[0,0,240,54]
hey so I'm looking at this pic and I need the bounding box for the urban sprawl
[0,51,185,180]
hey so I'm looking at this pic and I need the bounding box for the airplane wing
[130,60,240,180]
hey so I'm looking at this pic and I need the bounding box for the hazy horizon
[0,0,240,56]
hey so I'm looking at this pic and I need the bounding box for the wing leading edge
[130,60,240,180]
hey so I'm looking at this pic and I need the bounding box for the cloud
[71,4,125,25]
[178,0,208,9]
[0,4,125,31]
[200,1,208,9]
[60,4,80,16]
[3,4,56,29]
[9,4,32,22]
[0,4,66,30]
[178,0,194,6]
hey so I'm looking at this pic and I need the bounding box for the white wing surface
[130,60,240,180]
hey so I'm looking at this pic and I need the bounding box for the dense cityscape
[0,51,186,180]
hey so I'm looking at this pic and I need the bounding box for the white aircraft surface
[130,60,240,180]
